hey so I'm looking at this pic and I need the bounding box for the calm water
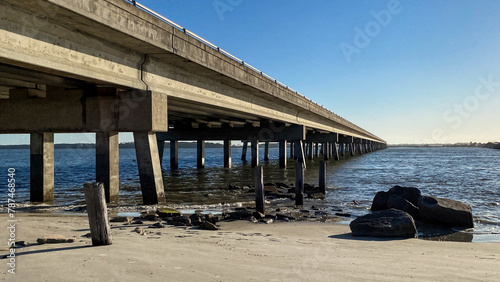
[1,146,499,241]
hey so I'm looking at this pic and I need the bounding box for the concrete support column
[329,142,334,158]
[133,132,165,205]
[241,141,248,161]
[224,140,232,168]
[307,141,313,160]
[295,141,304,164]
[323,142,329,160]
[197,140,205,168]
[279,140,287,168]
[264,141,270,161]
[350,143,355,156]
[314,143,319,157]
[289,141,295,159]
[96,132,119,203]
[170,140,179,170]
[340,143,345,156]
[333,142,340,161]
[157,138,165,167]
[30,132,54,202]
[251,140,259,168]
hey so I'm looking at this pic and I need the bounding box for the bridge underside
[0,0,387,205]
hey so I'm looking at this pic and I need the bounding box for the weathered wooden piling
[83,182,112,246]
[295,162,304,206]
[319,161,326,194]
[254,166,265,214]
[170,140,179,170]
[224,140,231,168]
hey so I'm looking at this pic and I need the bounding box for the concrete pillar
[323,142,329,160]
[307,141,313,160]
[279,140,287,168]
[264,141,270,161]
[314,143,319,157]
[241,141,248,161]
[333,142,340,161]
[319,161,326,194]
[197,140,205,168]
[96,132,119,203]
[133,132,165,205]
[289,141,295,159]
[157,139,165,167]
[30,132,54,202]
[350,143,355,156]
[224,140,232,168]
[251,140,259,168]
[170,140,179,170]
[295,140,304,164]
[340,143,345,156]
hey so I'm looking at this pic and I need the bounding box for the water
[1,146,499,241]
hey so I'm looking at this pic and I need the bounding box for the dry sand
[1,213,499,281]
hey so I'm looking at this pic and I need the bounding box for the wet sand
[1,213,499,281]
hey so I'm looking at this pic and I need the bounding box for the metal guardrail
[124,0,367,134]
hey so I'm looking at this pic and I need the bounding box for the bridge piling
[197,140,205,169]
[30,132,54,202]
[170,140,179,170]
[319,161,326,194]
[264,141,270,161]
[133,132,166,205]
[295,162,304,206]
[241,141,248,161]
[279,140,287,168]
[333,142,340,161]
[255,166,264,214]
[251,140,259,167]
[95,131,119,203]
[224,140,232,168]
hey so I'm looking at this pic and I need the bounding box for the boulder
[387,194,420,219]
[418,196,473,228]
[371,191,391,211]
[349,209,417,238]
[388,185,421,206]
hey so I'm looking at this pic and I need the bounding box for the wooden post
[251,139,259,168]
[197,140,205,168]
[295,162,304,206]
[319,161,326,194]
[224,140,232,168]
[264,141,270,161]
[170,140,179,170]
[279,140,287,168]
[83,182,112,246]
[255,166,264,214]
[241,141,248,161]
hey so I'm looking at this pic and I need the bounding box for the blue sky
[2,0,500,145]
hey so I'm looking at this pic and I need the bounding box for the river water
[1,146,499,242]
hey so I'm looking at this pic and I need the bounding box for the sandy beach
[0,213,498,281]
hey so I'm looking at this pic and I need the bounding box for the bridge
[0,0,386,205]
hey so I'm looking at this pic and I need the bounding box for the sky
[2,0,500,145]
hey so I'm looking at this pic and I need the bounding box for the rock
[149,222,165,228]
[173,215,192,226]
[189,214,203,226]
[260,218,273,224]
[264,185,278,194]
[418,196,474,228]
[15,241,29,247]
[201,221,219,230]
[252,211,265,219]
[228,209,251,220]
[141,214,160,221]
[132,220,143,224]
[335,212,351,217]
[349,209,417,238]
[134,227,145,235]
[388,185,421,206]
[387,194,420,219]
[37,235,75,244]
[371,191,391,211]
[156,208,182,218]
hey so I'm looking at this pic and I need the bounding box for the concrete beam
[96,131,119,203]
[306,132,339,143]
[30,132,54,202]
[157,125,306,142]
[133,132,165,205]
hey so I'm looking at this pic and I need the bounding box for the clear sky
[2,0,500,145]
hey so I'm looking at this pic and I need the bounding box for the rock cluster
[350,185,474,238]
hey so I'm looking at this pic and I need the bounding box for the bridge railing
[124,0,368,135]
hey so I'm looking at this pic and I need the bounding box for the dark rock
[335,212,351,217]
[349,209,417,238]
[110,216,132,223]
[205,214,219,224]
[418,196,474,228]
[276,214,295,221]
[387,194,420,219]
[275,182,290,188]
[173,215,192,226]
[371,191,391,211]
[132,220,143,224]
[228,184,242,190]
[189,214,203,226]
[150,222,165,228]
[201,221,219,230]
[307,192,325,199]
[252,211,265,219]
[141,214,160,221]
[388,185,421,206]
[15,241,28,247]
[260,218,273,224]
[228,209,251,220]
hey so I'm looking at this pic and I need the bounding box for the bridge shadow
[3,244,93,258]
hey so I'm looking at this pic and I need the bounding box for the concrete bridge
[0,0,386,205]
